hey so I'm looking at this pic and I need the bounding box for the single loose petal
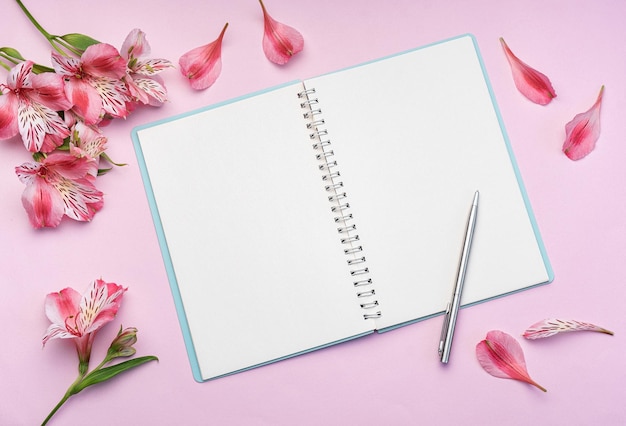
[500,38,556,105]
[523,318,614,340]
[476,330,546,392]
[259,0,304,65]
[562,86,604,161]
[179,23,228,90]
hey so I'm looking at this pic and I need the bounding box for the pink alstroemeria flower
[523,318,613,340]
[43,279,126,369]
[69,121,108,169]
[15,152,103,228]
[259,0,304,65]
[52,43,128,125]
[121,29,173,106]
[500,38,556,105]
[179,23,228,90]
[562,86,604,161]
[0,61,71,152]
[476,330,546,392]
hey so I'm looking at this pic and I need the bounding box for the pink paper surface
[2,1,625,424]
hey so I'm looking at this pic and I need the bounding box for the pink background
[2,1,625,424]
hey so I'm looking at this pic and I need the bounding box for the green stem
[15,0,53,41]
[14,0,82,56]
[0,52,19,66]
[41,391,71,426]
[41,372,83,426]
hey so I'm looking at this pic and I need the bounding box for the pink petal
[42,288,83,344]
[76,279,126,335]
[523,318,614,340]
[44,287,82,329]
[90,75,130,119]
[259,0,304,65]
[64,78,103,125]
[7,61,33,91]
[562,86,604,161]
[43,152,94,180]
[130,76,169,105]
[17,100,70,153]
[18,170,65,228]
[121,28,150,60]
[70,121,108,160]
[51,52,81,77]
[29,72,72,111]
[0,90,19,140]
[500,38,556,105]
[476,330,546,392]
[134,58,173,76]
[52,176,103,221]
[179,23,228,90]
[81,43,127,79]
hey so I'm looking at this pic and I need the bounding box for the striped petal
[75,279,126,335]
[476,330,546,392]
[17,100,69,152]
[90,75,130,119]
[134,58,173,76]
[523,318,614,340]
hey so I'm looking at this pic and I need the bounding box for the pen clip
[438,302,451,356]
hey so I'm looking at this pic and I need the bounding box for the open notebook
[132,34,553,381]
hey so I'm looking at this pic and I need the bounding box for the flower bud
[107,326,138,359]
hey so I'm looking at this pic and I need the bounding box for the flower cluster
[1,3,173,228]
[500,38,604,161]
[2,1,304,228]
[42,279,157,425]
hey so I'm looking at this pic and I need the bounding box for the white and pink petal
[76,279,126,335]
[53,175,103,222]
[51,52,81,77]
[44,287,82,328]
[18,101,70,153]
[134,58,173,76]
[20,174,65,228]
[121,28,150,61]
[132,76,168,105]
[90,76,130,119]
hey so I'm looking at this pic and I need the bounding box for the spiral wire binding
[298,87,381,320]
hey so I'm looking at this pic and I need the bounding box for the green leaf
[0,47,25,60]
[31,63,55,74]
[71,356,158,395]
[60,33,101,51]
[100,151,127,167]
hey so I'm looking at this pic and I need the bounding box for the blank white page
[304,35,552,330]
[135,82,373,380]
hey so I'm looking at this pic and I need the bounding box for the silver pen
[438,190,479,364]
